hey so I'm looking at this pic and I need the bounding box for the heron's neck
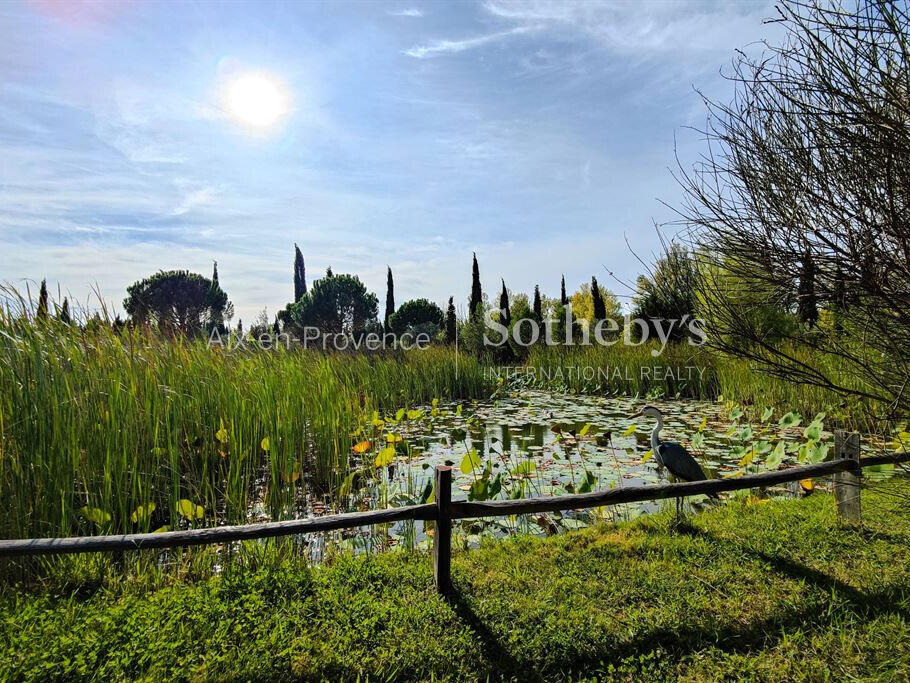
[650,415,663,454]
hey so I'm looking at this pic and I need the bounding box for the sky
[0,0,780,323]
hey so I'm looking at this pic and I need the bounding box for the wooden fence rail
[2,432,908,594]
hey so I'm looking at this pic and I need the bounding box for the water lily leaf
[765,441,786,469]
[260,436,270,452]
[778,412,802,429]
[450,427,466,442]
[803,421,823,441]
[80,506,111,526]
[760,407,774,423]
[352,440,371,454]
[738,426,754,441]
[460,449,481,474]
[177,499,204,520]
[130,502,156,524]
[511,461,536,476]
[738,447,755,467]
[375,446,396,467]
[729,407,744,421]
[395,408,405,421]
[407,409,424,420]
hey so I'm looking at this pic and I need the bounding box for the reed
[0,315,490,541]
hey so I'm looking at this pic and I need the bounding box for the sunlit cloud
[388,8,423,17]
[404,25,535,59]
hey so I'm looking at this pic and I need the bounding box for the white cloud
[482,0,773,54]
[388,8,423,17]
[404,25,534,59]
[172,186,218,216]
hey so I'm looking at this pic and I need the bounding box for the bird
[629,404,717,521]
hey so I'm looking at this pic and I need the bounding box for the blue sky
[0,0,778,322]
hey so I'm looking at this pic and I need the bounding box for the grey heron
[629,404,718,520]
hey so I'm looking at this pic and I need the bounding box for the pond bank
[3,477,909,681]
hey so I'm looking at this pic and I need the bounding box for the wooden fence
[1,432,907,594]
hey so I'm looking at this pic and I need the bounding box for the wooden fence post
[433,465,453,595]
[834,431,861,524]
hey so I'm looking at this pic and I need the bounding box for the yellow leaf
[385,432,402,444]
[177,499,204,520]
[640,449,653,464]
[738,449,755,467]
[375,446,396,467]
[215,422,229,444]
[152,525,170,533]
[130,502,156,524]
[352,440,371,454]
[799,478,815,492]
[623,424,637,437]
[746,495,769,506]
[283,470,301,483]
[698,417,707,432]
[260,436,270,452]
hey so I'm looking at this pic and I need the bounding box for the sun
[225,73,287,128]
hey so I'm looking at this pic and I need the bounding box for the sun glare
[225,73,287,128]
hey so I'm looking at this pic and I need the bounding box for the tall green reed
[0,316,490,541]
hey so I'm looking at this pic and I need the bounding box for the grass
[3,478,909,681]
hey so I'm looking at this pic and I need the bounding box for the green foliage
[469,252,482,321]
[384,266,395,331]
[124,270,229,336]
[293,244,306,301]
[445,296,456,344]
[633,243,698,341]
[387,298,442,338]
[282,273,379,336]
[36,279,48,320]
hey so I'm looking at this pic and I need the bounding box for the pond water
[322,389,844,554]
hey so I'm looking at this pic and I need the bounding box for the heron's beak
[629,411,642,419]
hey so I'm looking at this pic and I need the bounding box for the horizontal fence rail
[1,433,908,593]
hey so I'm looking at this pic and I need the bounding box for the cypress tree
[499,279,511,328]
[384,266,395,331]
[293,244,307,301]
[797,248,818,326]
[591,276,606,320]
[560,275,568,306]
[469,252,482,320]
[445,296,457,344]
[36,279,48,320]
[533,285,542,321]
[59,297,71,325]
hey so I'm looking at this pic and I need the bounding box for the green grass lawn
[2,479,909,682]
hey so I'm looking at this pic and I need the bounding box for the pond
[319,389,857,555]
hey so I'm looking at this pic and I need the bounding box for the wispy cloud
[404,25,533,59]
[483,0,772,54]
[388,8,423,18]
